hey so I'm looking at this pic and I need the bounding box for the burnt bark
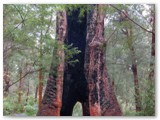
[60,9,89,116]
[37,11,67,116]
[85,5,122,116]
[37,5,122,116]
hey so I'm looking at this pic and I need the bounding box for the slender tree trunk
[18,69,23,103]
[149,6,155,83]
[38,68,43,111]
[35,85,38,103]
[38,11,45,111]
[3,64,10,96]
[130,46,141,112]
[85,4,122,116]
[37,11,67,116]
[125,79,129,109]
[119,9,142,111]
[146,6,155,114]
[26,80,30,102]
[127,23,141,112]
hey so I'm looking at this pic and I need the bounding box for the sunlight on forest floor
[72,102,82,116]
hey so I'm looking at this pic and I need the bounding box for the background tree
[105,4,155,115]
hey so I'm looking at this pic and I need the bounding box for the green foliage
[124,111,137,116]
[3,95,38,116]
[26,96,36,106]
[3,99,14,115]
[117,96,135,115]
[24,105,37,116]
[65,5,88,17]
[3,95,24,115]
[118,79,155,116]
[140,80,155,116]
[64,43,81,66]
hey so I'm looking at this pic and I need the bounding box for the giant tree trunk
[37,5,122,116]
[84,4,122,116]
[37,11,67,116]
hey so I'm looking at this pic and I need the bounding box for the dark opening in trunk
[60,9,89,116]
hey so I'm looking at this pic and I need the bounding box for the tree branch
[13,5,24,24]
[105,28,117,43]
[44,15,53,37]
[4,5,29,38]
[6,69,41,89]
[109,4,155,35]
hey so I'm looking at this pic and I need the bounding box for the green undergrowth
[3,95,38,116]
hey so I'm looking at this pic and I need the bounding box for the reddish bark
[37,11,67,116]
[38,5,122,116]
[82,102,90,116]
[85,5,122,116]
